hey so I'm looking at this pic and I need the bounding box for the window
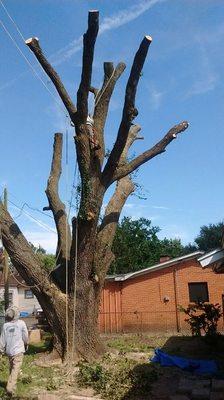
[24,290,34,299]
[8,292,13,306]
[188,282,209,303]
[3,291,13,306]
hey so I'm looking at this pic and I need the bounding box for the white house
[0,272,40,314]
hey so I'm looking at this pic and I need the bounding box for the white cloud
[158,224,189,243]
[186,72,218,97]
[149,87,164,109]
[123,203,135,209]
[152,205,169,210]
[23,231,57,254]
[51,0,166,65]
[186,39,219,98]
[130,213,159,221]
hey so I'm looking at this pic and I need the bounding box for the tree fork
[0,10,189,361]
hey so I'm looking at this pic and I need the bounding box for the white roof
[198,248,224,268]
[107,251,204,282]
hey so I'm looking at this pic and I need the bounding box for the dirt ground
[1,333,224,399]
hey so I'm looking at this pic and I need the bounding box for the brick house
[99,251,224,333]
[2,250,224,334]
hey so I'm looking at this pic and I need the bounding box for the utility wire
[0,3,67,116]
[8,199,57,234]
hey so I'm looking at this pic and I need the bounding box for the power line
[0,0,26,42]
[0,5,67,116]
[0,184,53,219]
[8,199,57,234]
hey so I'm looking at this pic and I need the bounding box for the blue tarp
[20,312,29,317]
[151,348,218,375]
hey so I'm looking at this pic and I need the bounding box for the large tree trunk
[0,10,189,361]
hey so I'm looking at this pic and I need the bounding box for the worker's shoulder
[17,319,27,327]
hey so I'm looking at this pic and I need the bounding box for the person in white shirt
[0,306,29,397]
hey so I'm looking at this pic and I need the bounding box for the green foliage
[180,302,222,337]
[29,243,46,255]
[40,253,56,271]
[77,361,109,393]
[29,242,55,271]
[77,356,158,400]
[111,217,185,274]
[195,222,224,251]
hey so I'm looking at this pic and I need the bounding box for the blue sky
[0,0,223,252]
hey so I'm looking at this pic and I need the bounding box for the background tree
[195,222,224,251]
[183,222,224,253]
[0,11,188,360]
[111,217,184,274]
[29,243,55,272]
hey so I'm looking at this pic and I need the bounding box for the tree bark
[0,11,189,361]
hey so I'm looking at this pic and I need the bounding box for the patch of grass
[105,334,166,354]
[0,341,61,398]
[77,355,158,400]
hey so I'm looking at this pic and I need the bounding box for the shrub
[180,302,222,336]
[77,355,158,400]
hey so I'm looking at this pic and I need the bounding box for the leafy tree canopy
[183,222,224,253]
[111,217,185,274]
[29,243,55,271]
[194,222,224,252]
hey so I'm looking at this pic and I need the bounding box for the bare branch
[103,35,152,185]
[119,124,142,164]
[25,37,77,122]
[46,133,72,263]
[93,62,126,162]
[76,10,99,122]
[114,121,189,181]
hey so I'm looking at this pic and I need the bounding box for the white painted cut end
[89,10,99,13]
[172,133,177,138]
[25,37,39,44]
[145,35,153,42]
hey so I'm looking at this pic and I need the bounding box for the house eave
[106,251,204,282]
[198,248,224,268]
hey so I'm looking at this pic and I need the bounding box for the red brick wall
[99,259,224,333]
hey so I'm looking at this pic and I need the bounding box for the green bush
[180,302,222,336]
[77,356,158,400]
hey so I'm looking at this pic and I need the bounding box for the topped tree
[0,11,188,360]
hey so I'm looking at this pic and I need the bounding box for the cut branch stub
[76,10,99,123]
[114,121,189,181]
[25,37,77,122]
[103,35,152,186]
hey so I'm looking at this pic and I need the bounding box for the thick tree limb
[102,36,152,185]
[113,121,189,182]
[25,38,77,122]
[76,10,99,122]
[95,176,135,282]
[94,124,141,281]
[0,203,61,297]
[93,62,126,163]
[46,133,71,264]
